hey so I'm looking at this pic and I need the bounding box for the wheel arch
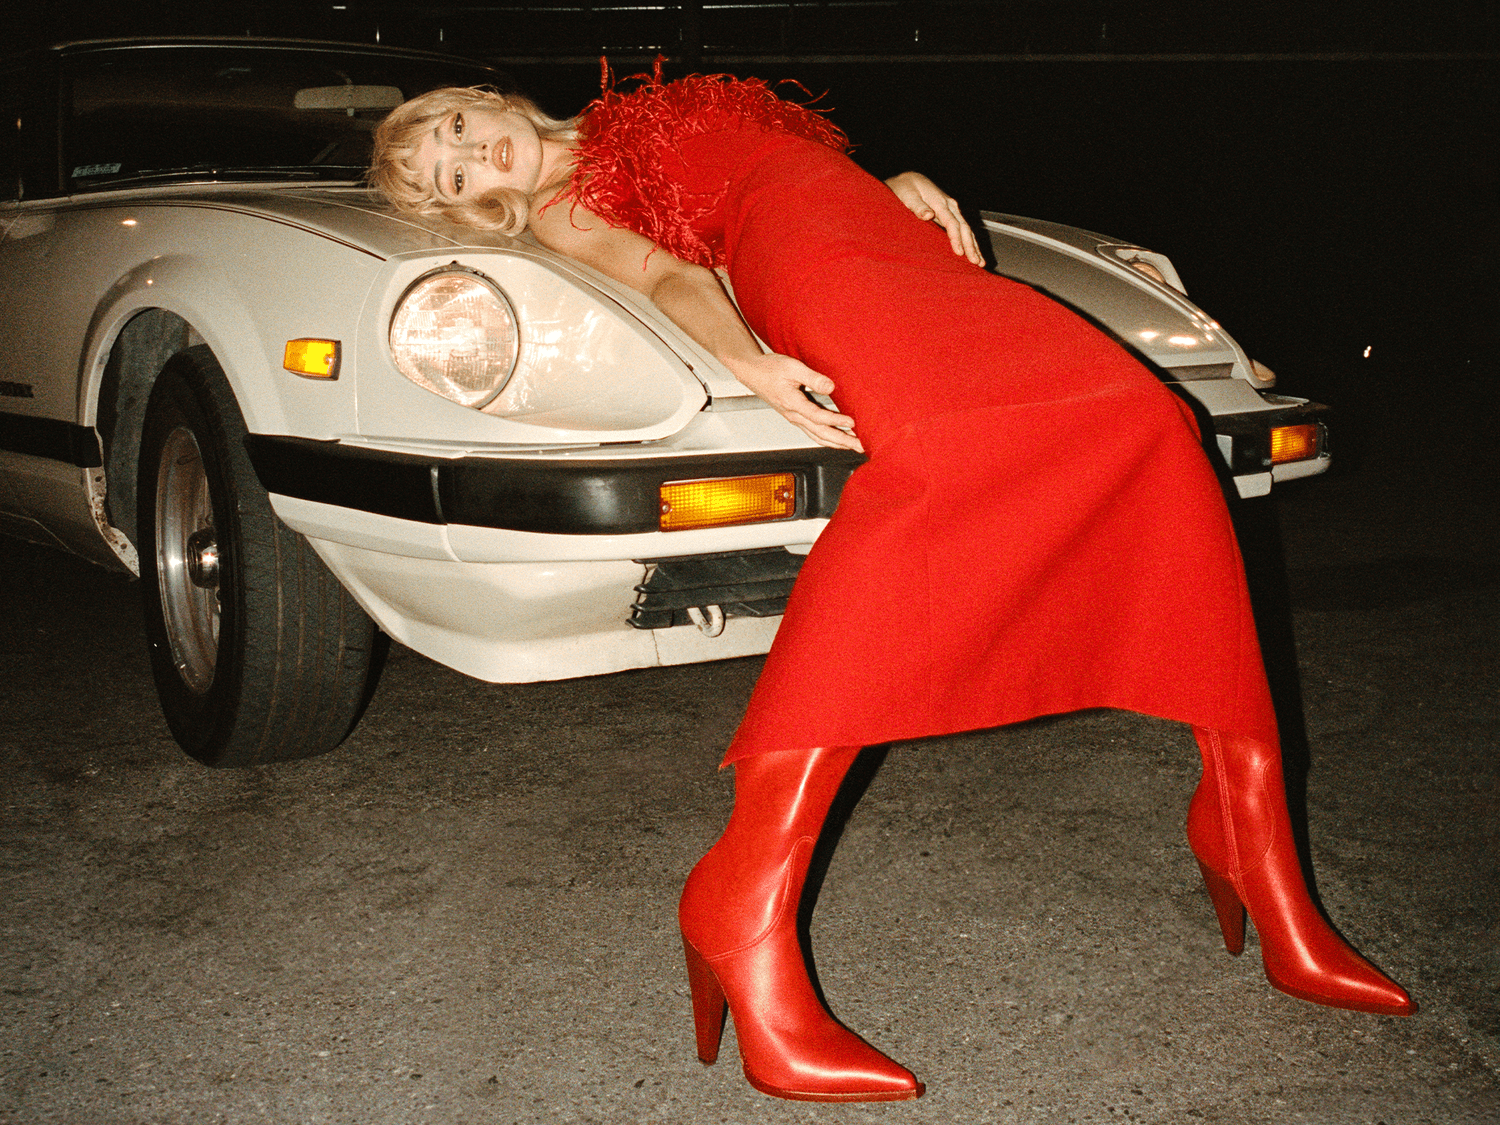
[84,253,298,568]
[95,308,201,564]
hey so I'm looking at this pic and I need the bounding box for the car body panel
[298,508,795,682]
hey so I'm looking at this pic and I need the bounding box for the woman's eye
[453,112,464,140]
[453,167,464,194]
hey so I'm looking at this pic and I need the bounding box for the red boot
[678,746,924,1102]
[1187,727,1414,1015]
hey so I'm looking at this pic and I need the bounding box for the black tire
[138,346,387,767]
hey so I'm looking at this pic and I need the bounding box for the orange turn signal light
[1270,424,1320,464]
[659,473,797,531]
[283,338,341,379]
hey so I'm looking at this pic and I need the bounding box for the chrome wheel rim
[155,426,219,693]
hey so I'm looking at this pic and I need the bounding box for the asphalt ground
[1,357,1496,1125]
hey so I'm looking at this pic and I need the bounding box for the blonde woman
[371,68,1412,1104]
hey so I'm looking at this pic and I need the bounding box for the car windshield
[62,43,506,192]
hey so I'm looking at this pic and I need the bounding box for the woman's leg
[678,746,923,1102]
[1187,727,1414,1015]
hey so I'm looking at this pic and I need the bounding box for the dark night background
[1,7,1497,1119]
[6,1,1494,461]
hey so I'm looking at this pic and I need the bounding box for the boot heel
[683,937,728,1065]
[1195,859,1247,956]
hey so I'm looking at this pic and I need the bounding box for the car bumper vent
[629,547,806,630]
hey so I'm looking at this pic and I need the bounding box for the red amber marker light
[1270,424,1319,464]
[659,473,797,531]
[283,338,341,379]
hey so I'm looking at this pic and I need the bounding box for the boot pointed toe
[1188,727,1415,1017]
[1262,959,1416,1017]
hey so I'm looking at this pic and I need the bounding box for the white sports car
[0,38,1330,766]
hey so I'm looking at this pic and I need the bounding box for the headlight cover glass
[389,267,520,409]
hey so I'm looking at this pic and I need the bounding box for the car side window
[0,68,19,202]
[0,63,60,202]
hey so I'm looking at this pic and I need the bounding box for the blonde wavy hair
[369,86,578,234]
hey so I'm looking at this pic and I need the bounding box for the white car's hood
[60,182,515,258]
[982,212,1251,379]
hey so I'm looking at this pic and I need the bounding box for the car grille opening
[629,548,805,630]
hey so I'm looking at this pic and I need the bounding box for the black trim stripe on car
[243,434,865,536]
[0,412,103,467]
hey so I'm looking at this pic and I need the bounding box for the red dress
[566,73,1279,761]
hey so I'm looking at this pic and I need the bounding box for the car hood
[68,182,523,258]
[72,185,1259,395]
[982,212,1250,378]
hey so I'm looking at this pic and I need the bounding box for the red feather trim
[558,58,849,269]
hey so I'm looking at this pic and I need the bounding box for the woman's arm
[531,194,863,451]
[885,171,984,266]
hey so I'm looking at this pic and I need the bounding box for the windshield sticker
[72,163,123,177]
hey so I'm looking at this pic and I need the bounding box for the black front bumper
[243,435,864,536]
[245,395,1324,539]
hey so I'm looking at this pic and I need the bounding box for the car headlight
[389,266,520,409]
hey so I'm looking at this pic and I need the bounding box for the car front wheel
[138,346,386,766]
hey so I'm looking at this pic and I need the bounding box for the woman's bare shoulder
[527,185,684,294]
[529,179,611,246]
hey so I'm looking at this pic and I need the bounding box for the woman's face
[415,103,544,203]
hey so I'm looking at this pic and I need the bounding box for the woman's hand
[724,352,864,452]
[885,171,984,266]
